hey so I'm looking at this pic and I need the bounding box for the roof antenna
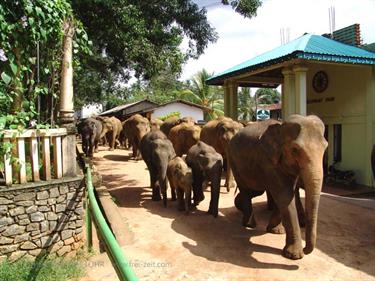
[329,6,336,38]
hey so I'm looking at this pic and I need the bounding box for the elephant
[168,123,201,156]
[77,118,103,157]
[150,118,163,131]
[185,141,223,217]
[228,114,328,260]
[160,116,195,137]
[96,116,122,151]
[123,114,151,160]
[140,130,176,206]
[200,116,243,191]
[167,156,193,213]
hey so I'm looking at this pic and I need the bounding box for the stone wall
[0,176,84,261]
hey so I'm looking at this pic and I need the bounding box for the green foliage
[0,255,85,281]
[181,69,224,120]
[255,88,281,104]
[238,87,255,120]
[0,0,91,129]
[159,112,181,121]
[221,0,262,18]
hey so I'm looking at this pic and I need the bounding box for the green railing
[85,165,138,281]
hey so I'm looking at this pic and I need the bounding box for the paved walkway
[81,146,375,281]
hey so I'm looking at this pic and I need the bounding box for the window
[333,124,342,162]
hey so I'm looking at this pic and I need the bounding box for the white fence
[1,128,68,186]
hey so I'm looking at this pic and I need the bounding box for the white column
[228,81,238,120]
[293,65,308,116]
[281,68,296,119]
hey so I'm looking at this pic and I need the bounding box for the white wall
[151,103,204,121]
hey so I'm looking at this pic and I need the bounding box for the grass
[0,253,86,281]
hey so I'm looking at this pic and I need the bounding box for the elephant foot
[152,195,162,201]
[193,194,205,206]
[207,207,218,218]
[243,213,256,228]
[267,223,285,234]
[282,243,304,260]
[109,148,114,151]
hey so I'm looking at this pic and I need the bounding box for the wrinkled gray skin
[124,114,151,160]
[167,157,193,214]
[229,115,328,260]
[140,130,176,206]
[160,116,195,137]
[77,118,103,157]
[186,141,223,217]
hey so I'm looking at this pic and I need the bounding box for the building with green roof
[206,33,375,186]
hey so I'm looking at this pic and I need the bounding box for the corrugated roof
[99,99,158,115]
[207,33,375,85]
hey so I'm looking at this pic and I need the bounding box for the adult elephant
[228,115,328,260]
[123,114,150,160]
[150,118,163,131]
[96,116,122,151]
[200,116,243,191]
[140,130,176,206]
[77,118,103,157]
[160,116,195,137]
[186,141,223,217]
[168,123,201,156]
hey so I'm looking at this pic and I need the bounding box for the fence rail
[1,128,67,186]
[85,165,138,281]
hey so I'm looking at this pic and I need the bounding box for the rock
[57,245,71,256]
[9,251,26,261]
[30,212,44,222]
[50,241,64,253]
[56,204,66,213]
[0,206,7,215]
[68,222,76,229]
[17,214,28,220]
[2,225,25,237]
[9,207,25,217]
[49,221,57,231]
[40,221,49,233]
[47,198,56,205]
[19,218,31,226]
[38,206,50,212]
[76,220,84,227]
[56,195,66,204]
[61,230,73,240]
[41,233,59,248]
[64,237,75,245]
[47,212,58,220]
[0,237,13,245]
[28,249,43,256]
[0,244,18,255]
[16,201,33,207]
[14,192,35,201]
[59,185,69,195]
[0,217,14,227]
[26,223,40,232]
[75,227,83,234]
[75,207,84,215]
[36,200,47,206]
[20,241,37,250]
[14,233,30,243]
[37,191,49,200]
[49,187,60,198]
[25,205,38,214]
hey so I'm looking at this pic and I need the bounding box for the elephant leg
[170,182,177,201]
[192,170,205,206]
[266,208,285,234]
[208,161,222,217]
[161,178,167,207]
[235,190,256,228]
[176,188,185,211]
[295,187,305,228]
[266,190,275,210]
[225,159,236,192]
[109,132,115,151]
[150,170,161,201]
[88,135,95,157]
[184,186,192,214]
[272,188,304,260]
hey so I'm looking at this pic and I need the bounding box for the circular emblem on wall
[312,71,328,93]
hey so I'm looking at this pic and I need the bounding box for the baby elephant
[167,157,193,214]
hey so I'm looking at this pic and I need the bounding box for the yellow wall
[305,63,374,186]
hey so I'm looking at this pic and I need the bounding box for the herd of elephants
[78,113,328,260]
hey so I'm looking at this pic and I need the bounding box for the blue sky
[180,0,375,81]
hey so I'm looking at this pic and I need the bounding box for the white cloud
[180,0,375,81]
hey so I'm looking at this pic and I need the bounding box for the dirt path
[82,147,375,281]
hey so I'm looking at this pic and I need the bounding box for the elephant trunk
[301,165,323,255]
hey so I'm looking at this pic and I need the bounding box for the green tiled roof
[207,33,375,85]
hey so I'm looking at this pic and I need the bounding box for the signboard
[256,109,270,120]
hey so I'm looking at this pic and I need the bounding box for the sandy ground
[82,146,375,281]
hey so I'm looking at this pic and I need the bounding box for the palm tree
[181,69,224,120]
[238,87,255,120]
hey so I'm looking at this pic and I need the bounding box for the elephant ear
[259,123,283,166]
